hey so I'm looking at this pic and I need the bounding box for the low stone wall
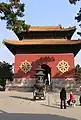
[6,78,36,92]
[7,86,34,92]
[6,78,75,92]
[51,78,75,92]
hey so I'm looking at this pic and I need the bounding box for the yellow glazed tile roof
[4,39,81,45]
[24,25,76,32]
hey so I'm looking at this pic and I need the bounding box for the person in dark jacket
[79,86,81,106]
[60,87,66,109]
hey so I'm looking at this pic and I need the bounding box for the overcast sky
[0,0,81,65]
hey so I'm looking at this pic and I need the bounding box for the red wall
[14,53,75,79]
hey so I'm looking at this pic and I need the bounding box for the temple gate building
[4,25,81,91]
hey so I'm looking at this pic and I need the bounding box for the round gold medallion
[19,60,32,73]
[57,60,70,73]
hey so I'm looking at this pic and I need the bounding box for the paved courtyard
[0,91,80,120]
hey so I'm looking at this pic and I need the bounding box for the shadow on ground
[0,110,77,120]
[9,96,34,101]
[41,103,60,109]
[41,103,70,109]
[9,95,46,101]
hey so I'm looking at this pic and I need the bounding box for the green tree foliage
[0,61,13,90]
[69,0,80,4]
[69,0,81,36]
[0,0,29,34]
[75,64,81,83]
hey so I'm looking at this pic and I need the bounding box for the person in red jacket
[67,91,76,106]
[70,92,75,101]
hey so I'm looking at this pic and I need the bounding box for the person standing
[79,96,81,106]
[70,92,75,102]
[67,91,76,107]
[79,86,81,106]
[60,87,66,109]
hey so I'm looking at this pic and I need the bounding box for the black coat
[60,88,66,100]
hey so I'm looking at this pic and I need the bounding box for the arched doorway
[41,64,51,86]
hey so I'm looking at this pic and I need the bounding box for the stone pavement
[0,91,80,120]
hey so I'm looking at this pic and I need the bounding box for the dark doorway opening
[41,64,51,86]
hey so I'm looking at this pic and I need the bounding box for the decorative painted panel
[14,53,75,78]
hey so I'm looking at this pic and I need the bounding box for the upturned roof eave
[14,26,76,40]
[19,26,76,32]
[4,39,81,46]
[4,40,81,57]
